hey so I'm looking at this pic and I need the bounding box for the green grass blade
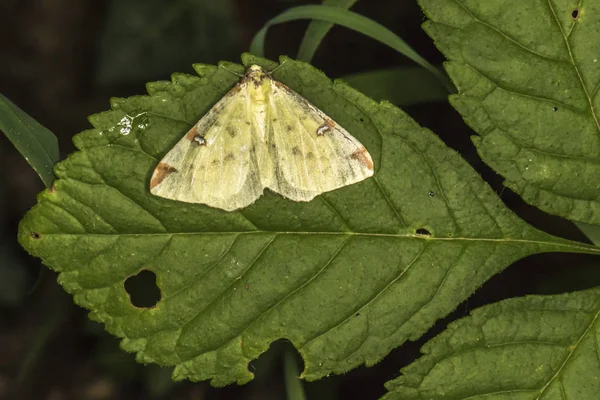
[297,0,359,62]
[250,5,453,92]
[343,65,449,105]
[576,222,600,246]
[0,94,59,187]
[284,348,306,400]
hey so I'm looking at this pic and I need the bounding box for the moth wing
[150,83,266,211]
[264,81,374,201]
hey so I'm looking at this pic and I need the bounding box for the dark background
[1,1,598,399]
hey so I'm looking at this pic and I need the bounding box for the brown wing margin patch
[150,163,178,190]
[316,118,335,136]
[350,147,374,171]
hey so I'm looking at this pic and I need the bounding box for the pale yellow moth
[149,64,374,211]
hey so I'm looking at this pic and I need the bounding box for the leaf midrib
[31,231,600,253]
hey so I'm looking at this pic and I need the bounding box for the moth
[149,64,374,211]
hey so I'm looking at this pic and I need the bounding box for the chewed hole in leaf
[124,270,161,308]
[30,231,41,239]
[571,8,579,20]
[553,106,559,111]
[359,117,364,122]
[416,228,432,236]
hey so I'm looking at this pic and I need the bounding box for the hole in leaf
[249,339,304,378]
[359,117,364,122]
[416,228,431,236]
[553,106,559,111]
[124,270,161,308]
[428,191,435,197]
[571,8,579,20]
[30,232,41,239]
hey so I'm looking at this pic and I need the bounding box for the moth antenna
[268,59,288,75]
[218,64,244,78]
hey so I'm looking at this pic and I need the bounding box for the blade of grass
[284,348,306,400]
[0,94,59,187]
[342,65,449,105]
[297,0,359,62]
[250,5,454,92]
[576,222,600,246]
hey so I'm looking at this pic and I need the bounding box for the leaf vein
[176,234,278,353]
[300,241,427,350]
[318,196,352,231]
[546,0,600,134]
[160,233,242,303]
[238,235,352,358]
[452,0,566,63]
[534,307,600,399]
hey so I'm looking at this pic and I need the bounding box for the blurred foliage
[95,0,241,86]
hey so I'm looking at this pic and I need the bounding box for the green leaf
[419,0,600,225]
[383,287,600,399]
[0,93,59,187]
[297,0,359,62]
[250,5,454,92]
[342,66,449,105]
[18,54,599,386]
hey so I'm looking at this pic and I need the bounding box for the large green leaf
[18,54,599,386]
[419,0,600,225]
[383,287,600,399]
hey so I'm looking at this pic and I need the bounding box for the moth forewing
[149,64,374,211]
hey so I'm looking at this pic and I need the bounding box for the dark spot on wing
[226,126,236,137]
[224,153,236,162]
[286,124,293,132]
[292,146,301,156]
[316,118,335,136]
[307,152,315,159]
[245,120,251,126]
[150,163,178,190]
[211,159,220,166]
[193,135,206,146]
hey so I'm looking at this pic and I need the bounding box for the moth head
[245,64,269,85]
